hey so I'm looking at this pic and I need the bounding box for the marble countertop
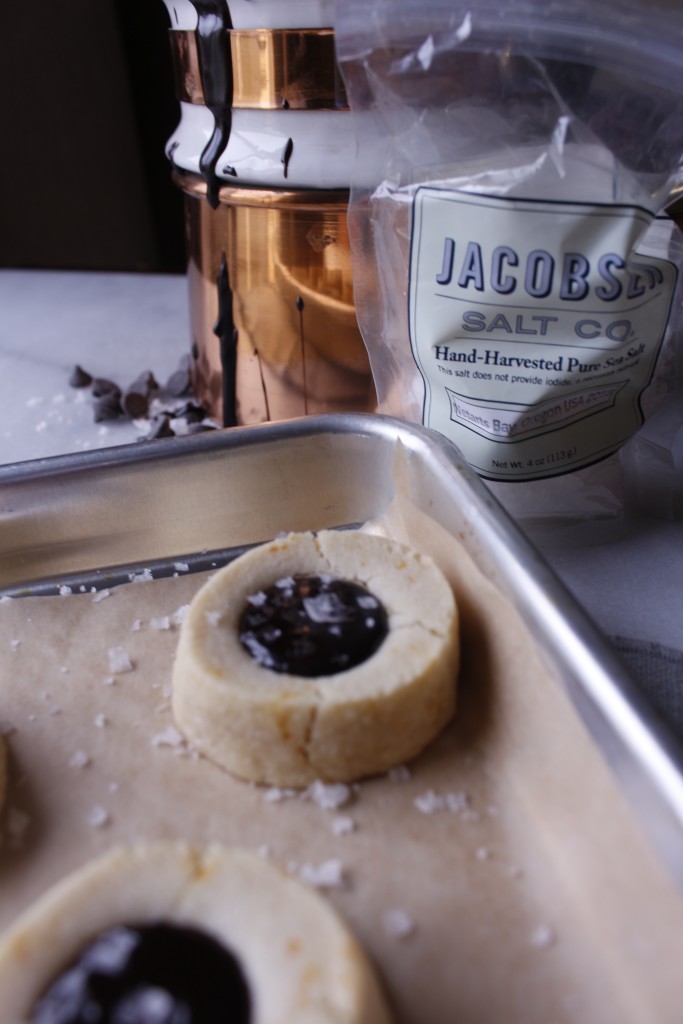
[1,268,682,737]
[0,270,192,461]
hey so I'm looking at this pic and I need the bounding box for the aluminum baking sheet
[1,412,683,1022]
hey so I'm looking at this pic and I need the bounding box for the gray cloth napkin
[612,635,683,741]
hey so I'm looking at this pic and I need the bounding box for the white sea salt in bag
[335,0,683,519]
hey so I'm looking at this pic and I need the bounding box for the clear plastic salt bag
[335,0,683,520]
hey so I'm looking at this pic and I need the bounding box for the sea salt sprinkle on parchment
[307,780,352,811]
[69,750,91,768]
[150,616,171,631]
[383,908,416,940]
[87,805,110,828]
[263,781,353,811]
[331,815,356,836]
[414,789,470,815]
[107,647,134,675]
[297,859,346,889]
[150,726,188,754]
[172,605,190,626]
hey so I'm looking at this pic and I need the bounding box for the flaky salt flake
[10,639,21,651]
[131,619,143,632]
[387,764,411,783]
[475,846,491,861]
[174,561,190,573]
[414,789,471,815]
[172,605,190,627]
[307,780,352,811]
[102,675,116,686]
[414,790,447,814]
[455,11,472,43]
[47,704,62,716]
[151,726,186,749]
[0,595,14,603]
[382,909,416,940]
[58,585,72,596]
[88,805,110,828]
[263,787,299,803]
[205,610,221,627]
[530,924,556,949]
[107,647,133,675]
[94,713,108,728]
[445,792,470,813]
[298,859,346,889]
[92,589,111,604]
[129,568,154,584]
[331,816,355,837]
[69,750,91,768]
[257,844,271,858]
[150,616,171,631]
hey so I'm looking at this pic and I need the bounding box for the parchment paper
[1,501,682,1023]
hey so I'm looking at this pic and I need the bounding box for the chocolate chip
[122,388,150,419]
[91,378,121,399]
[69,365,93,388]
[93,392,124,422]
[136,370,159,392]
[122,371,158,418]
[166,367,192,398]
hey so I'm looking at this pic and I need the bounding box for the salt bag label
[408,188,677,481]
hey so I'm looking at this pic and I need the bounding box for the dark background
[1,1,185,273]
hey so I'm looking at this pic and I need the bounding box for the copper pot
[175,169,376,425]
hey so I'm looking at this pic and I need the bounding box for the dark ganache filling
[30,922,250,1024]
[239,573,389,677]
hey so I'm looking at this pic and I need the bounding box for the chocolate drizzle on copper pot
[214,253,238,427]
[190,1,233,209]
[296,295,309,415]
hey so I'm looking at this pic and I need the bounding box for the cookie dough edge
[0,841,395,1024]
[172,529,459,787]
